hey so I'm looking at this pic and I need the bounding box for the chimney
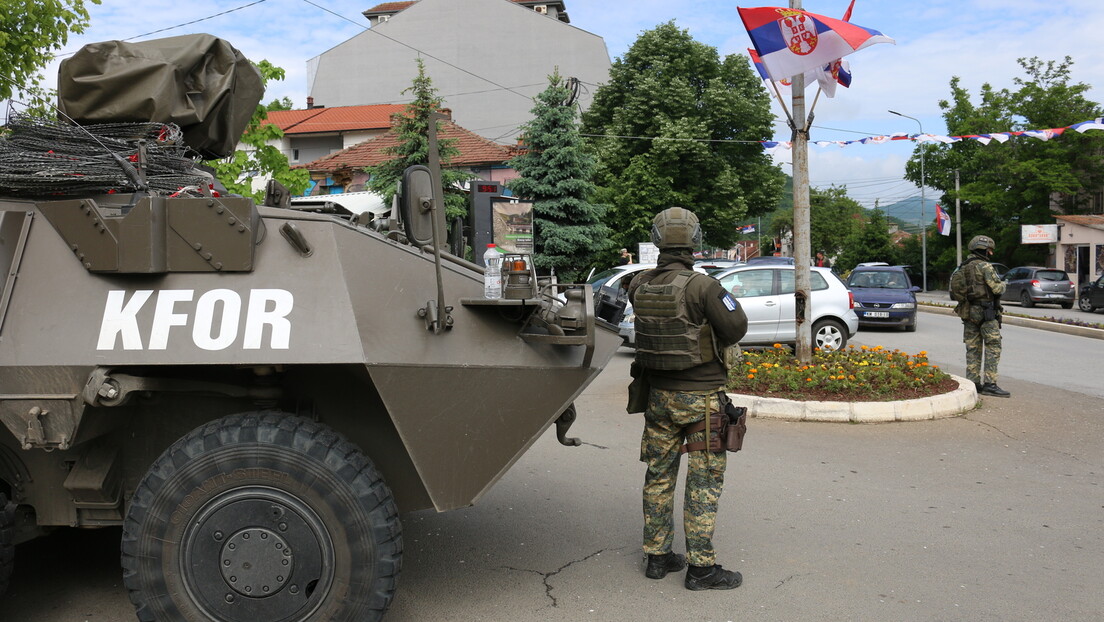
[438,108,452,120]
[306,96,314,109]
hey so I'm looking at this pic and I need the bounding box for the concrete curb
[919,302,1104,340]
[729,374,978,423]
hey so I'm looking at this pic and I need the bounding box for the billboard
[1021,224,1058,244]
[491,198,533,253]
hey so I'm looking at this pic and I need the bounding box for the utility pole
[889,110,927,291]
[790,0,812,361]
[954,169,962,266]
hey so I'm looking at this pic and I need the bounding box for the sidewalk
[916,289,1104,341]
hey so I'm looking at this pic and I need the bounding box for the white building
[306,0,611,145]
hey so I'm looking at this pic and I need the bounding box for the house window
[292,149,300,162]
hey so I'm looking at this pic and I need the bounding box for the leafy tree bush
[581,22,784,251]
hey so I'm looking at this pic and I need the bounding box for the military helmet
[968,235,995,252]
[651,207,702,249]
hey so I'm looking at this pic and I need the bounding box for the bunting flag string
[760,117,1104,155]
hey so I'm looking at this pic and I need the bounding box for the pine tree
[508,71,610,282]
[365,59,472,221]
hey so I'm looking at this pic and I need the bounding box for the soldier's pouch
[627,361,650,414]
[680,394,748,454]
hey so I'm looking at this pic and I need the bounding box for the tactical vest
[633,271,716,370]
[960,256,990,302]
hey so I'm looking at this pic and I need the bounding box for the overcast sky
[36,0,1104,213]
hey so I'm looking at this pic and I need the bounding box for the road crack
[503,546,624,607]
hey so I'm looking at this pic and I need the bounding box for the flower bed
[727,344,959,402]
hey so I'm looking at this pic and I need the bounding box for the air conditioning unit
[534,5,547,14]
[379,14,389,22]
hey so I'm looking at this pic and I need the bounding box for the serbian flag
[935,204,951,236]
[738,6,894,81]
[741,224,757,234]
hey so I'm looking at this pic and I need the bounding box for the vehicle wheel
[0,492,15,598]
[904,317,917,332]
[121,412,402,622]
[1020,291,1034,308]
[1078,295,1094,312]
[812,319,848,351]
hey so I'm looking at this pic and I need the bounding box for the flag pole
[790,0,813,362]
[768,79,795,130]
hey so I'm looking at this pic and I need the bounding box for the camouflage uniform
[629,250,747,566]
[641,389,726,566]
[954,254,1006,385]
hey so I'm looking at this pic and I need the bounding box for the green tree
[365,59,472,221]
[0,0,99,110]
[581,22,784,251]
[203,61,309,201]
[508,71,610,281]
[908,57,1104,273]
[835,209,900,272]
[762,184,862,260]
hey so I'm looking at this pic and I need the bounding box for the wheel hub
[181,488,333,622]
[220,527,294,597]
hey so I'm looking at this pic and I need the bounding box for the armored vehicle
[0,36,621,620]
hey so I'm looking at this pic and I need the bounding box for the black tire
[812,319,848,351]
[0,492,15,598]
[121,413,402,622]
[1020,291,1034,308]
[904,316,917,332]
[1078,295,1094,313]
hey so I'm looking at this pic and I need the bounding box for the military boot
[645,552,686,579]
[685,564,742,590]
[980,383,1010,397]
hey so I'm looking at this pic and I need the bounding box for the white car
[710,265,858,351]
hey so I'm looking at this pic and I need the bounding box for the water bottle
[483,244,503,298]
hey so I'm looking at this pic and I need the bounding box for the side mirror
[400,165,436,248]
[909,286,921,292]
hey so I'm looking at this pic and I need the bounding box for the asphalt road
[6,318,1103,621]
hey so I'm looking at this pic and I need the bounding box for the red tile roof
[263,105,407,135]
[1054,214,1104,229]
[363,1,415,15]
[363,0,563,15]
[299,120,516,172]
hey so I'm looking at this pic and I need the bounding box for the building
[306,0,610,145]
[296,110,520,195]
[1054,215,1104,288]
[263,103,407,166]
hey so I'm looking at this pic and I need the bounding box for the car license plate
[865,311,889,318]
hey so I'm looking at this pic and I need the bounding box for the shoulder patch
[720,290,738,312]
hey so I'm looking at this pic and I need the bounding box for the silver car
[1000,266,1075,309]
[711,265,858,351]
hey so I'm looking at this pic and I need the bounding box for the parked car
[846,265,920,332]
[1000,266,1075,308]
[744,256,795,266]
[711,265,858,351]
[585,263,705,346]
[694,258,744,275]
[1078,273,1104,312]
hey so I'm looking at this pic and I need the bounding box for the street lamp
[889,110,927,292]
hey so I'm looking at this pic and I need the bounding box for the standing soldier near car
[953,235,1010,397]
[626,207,749,590]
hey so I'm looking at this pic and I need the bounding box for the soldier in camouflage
[628,207,748,591]
[954,235,1010,397]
